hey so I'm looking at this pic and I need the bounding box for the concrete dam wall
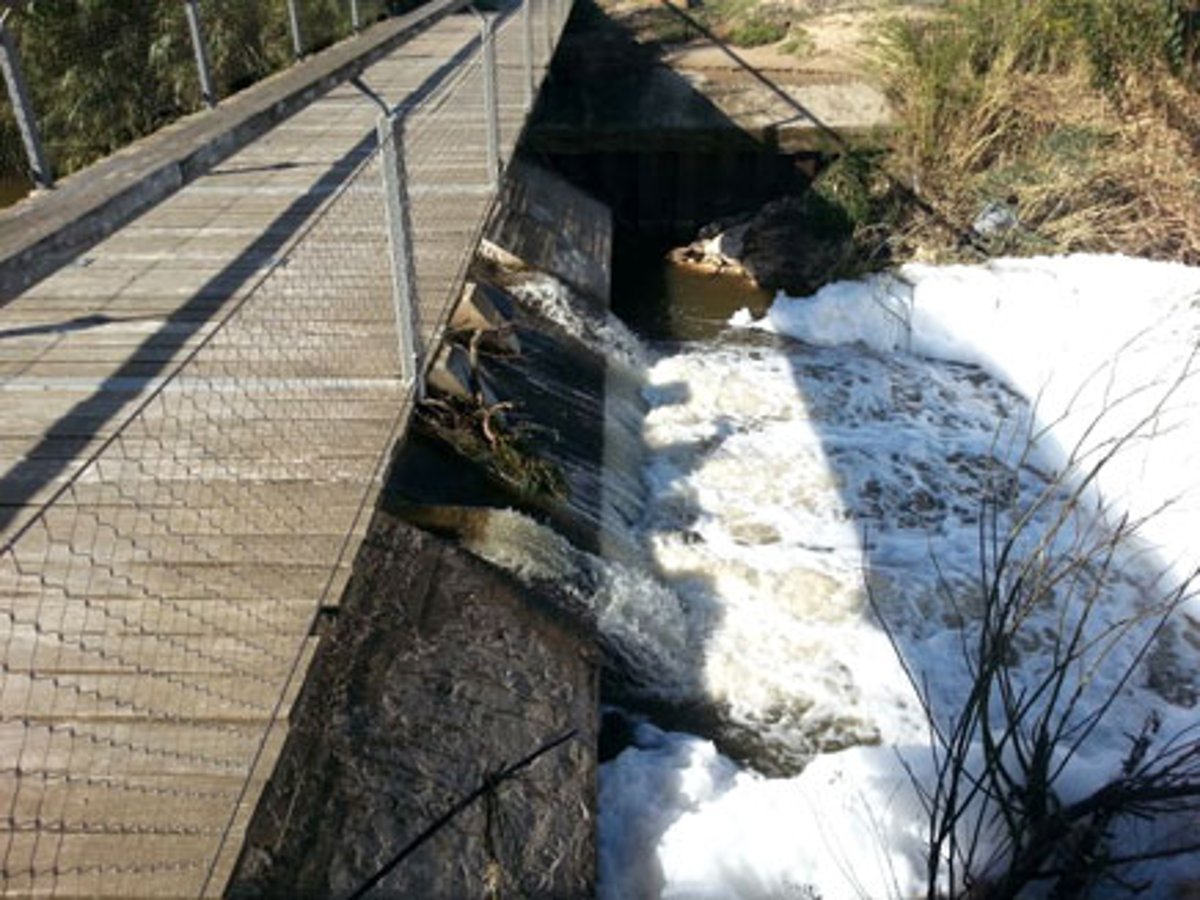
[228,161,620,898]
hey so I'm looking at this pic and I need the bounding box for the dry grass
[874,0,1200,264]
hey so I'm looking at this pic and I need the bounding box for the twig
[342,729,577,900]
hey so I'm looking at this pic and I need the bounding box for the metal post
[377,113,423,391]
[350,0,361,31]
[479,12,501,189]
[521,0,533,109]
[287,0,305,58]
[183,0,217,109]
[0,10,51,189]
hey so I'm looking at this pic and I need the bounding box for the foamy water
[475,258,1200,897]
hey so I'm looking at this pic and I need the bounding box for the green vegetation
[724,14,786,48]
[873,0,1200,262]
[706,0,819,55]
[707,0,789,48]
[778,25,815,59]
[628,0,811,52]
[0,0,400,182]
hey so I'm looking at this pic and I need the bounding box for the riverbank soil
[542,0,903,147]
[601,0,1200,268]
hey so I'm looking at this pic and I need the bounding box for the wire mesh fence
[0,0,422,187]
[0,0,570,893]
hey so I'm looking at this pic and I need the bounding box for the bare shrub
[870,358,1200,898]
[875,0,1200,264]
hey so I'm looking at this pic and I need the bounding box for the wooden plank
[0,832,216,898]
[0,393,404,439]
[5,774,245,834]
[0,718,271,776]
[0,416,392,455]
[1,597,319,638]
[0,670,302,721]
[1,481,385,514]
[0,3,558,893]
[1,560,353,599]
[9,531,355,569]
[201,716,290,898]
[1,629,305,678]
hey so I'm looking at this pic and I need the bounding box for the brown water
[612,240,773,342]
[656,263,773,340]
[0,176,32,209]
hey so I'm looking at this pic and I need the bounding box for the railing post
[350,0,362,31]
[480,13,501,188]
[287,0,306,58]
[521,0,534,110]
[0,10,52,189]
[377,113,424,392]
[183,0,217,109]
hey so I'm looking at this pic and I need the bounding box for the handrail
[0,0,474,304]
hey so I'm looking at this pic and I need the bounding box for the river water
[471,254,1200,897]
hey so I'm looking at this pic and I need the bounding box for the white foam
[508,271,648,369]
[594,255,1200,899]
[738,255,1200,597]
[601,725,930,900]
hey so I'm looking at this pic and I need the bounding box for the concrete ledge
[0,0,468,304]
[486,159,613,306]
[227,514,599,898]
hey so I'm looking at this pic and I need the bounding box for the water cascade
[390,245,1200,897]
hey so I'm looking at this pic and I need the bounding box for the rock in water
[671,194,854,296]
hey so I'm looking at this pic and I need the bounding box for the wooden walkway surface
[0,0,566,894]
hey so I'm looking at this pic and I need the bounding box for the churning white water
[475,255,1200,897]
[506,270,649,370]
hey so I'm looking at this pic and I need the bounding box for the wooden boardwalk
[0,0,568,894]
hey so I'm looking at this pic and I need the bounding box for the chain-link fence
[0,0,571,893]
[0,0,417,191]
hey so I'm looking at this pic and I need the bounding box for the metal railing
[0,0,572,893]
[0,0,397,189]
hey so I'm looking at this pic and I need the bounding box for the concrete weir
[227,161,617,897]
[226,516,601,898]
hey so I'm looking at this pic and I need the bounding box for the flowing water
[477,266,1040,768]
[454,255,1200,897]
[612,246,774,342]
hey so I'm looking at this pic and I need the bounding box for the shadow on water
[526,0,831,333]
[381,273,725,722]
[377,0,819,762]
[612,241,772,341]
[385,292,629,557]
[476,0,858,771]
